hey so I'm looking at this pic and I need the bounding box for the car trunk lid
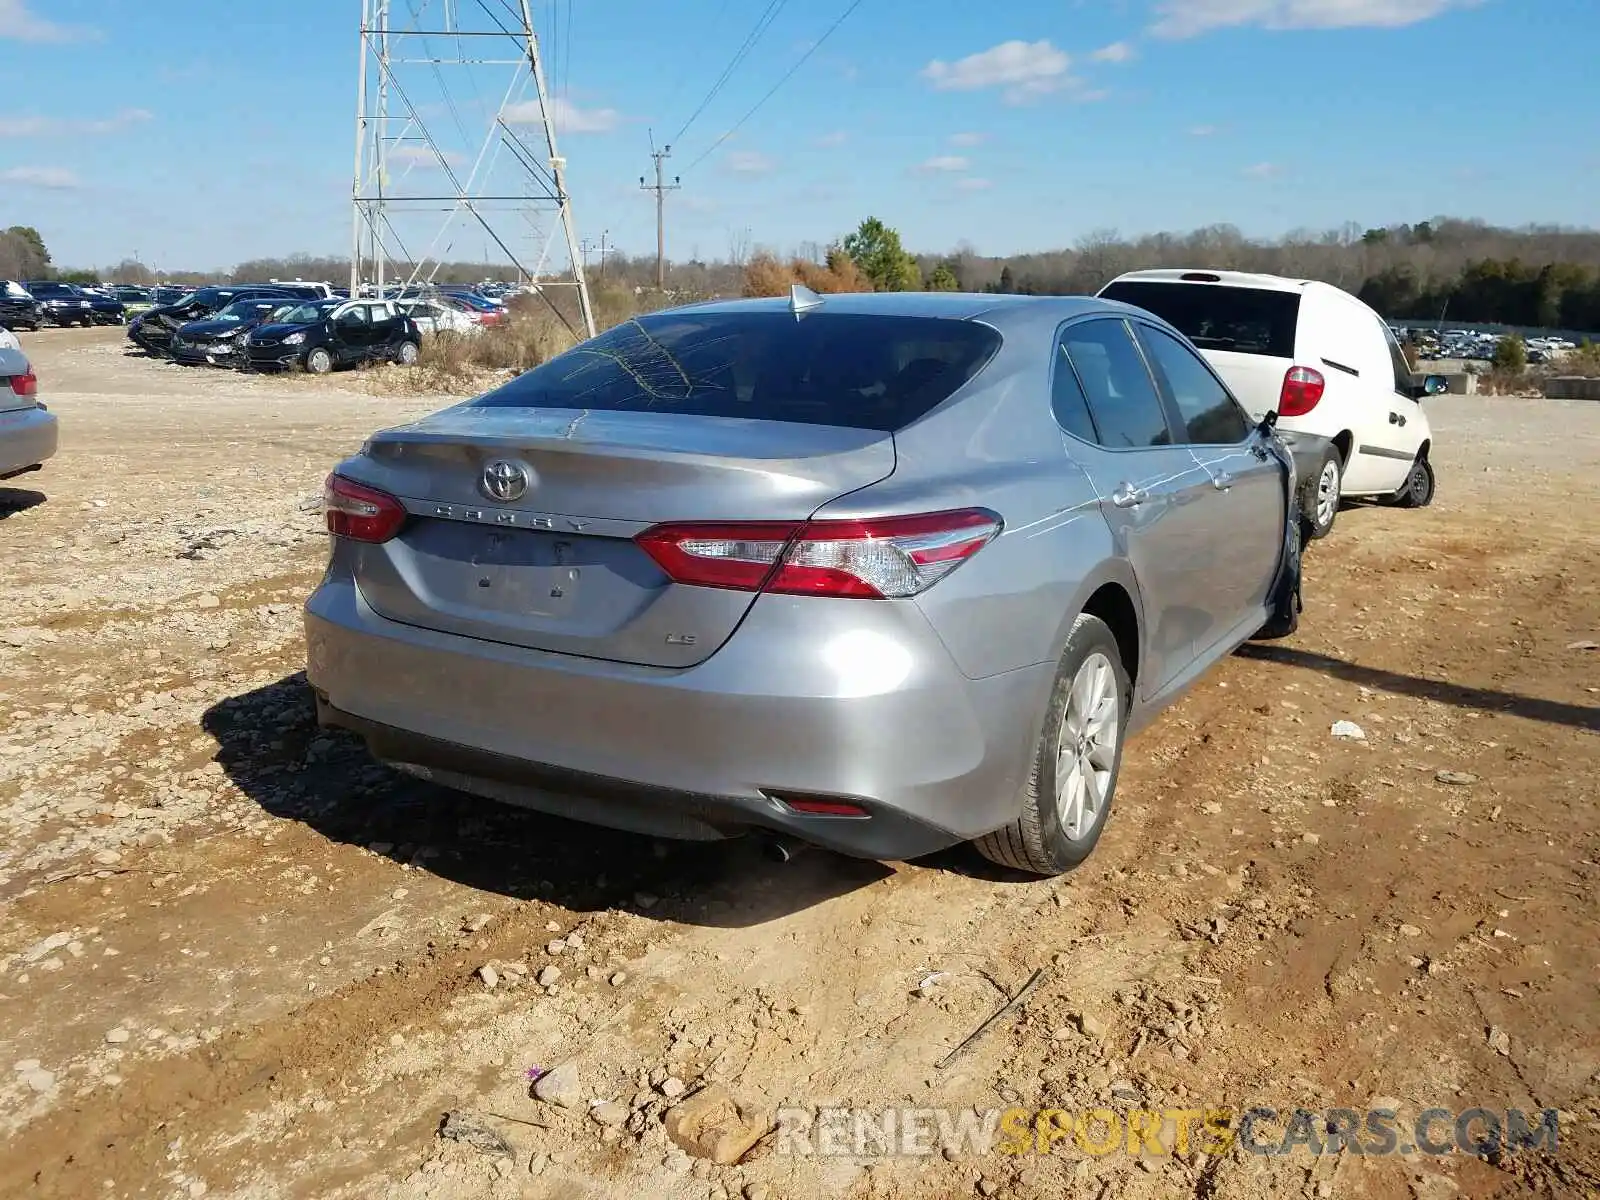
[344,407,897,668]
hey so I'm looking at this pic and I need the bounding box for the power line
[658,0,734,114]
[682,0,865,175]
[669,0,789,146]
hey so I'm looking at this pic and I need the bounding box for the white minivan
[1099,270,1445,538]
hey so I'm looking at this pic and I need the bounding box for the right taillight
[1278,365,1325,417]
[635,509,1003,600]
[8,370,37,398]
[323,473,407,543]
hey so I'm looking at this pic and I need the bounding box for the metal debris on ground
[936,967,1049,1070]
[437,1110,514,1157]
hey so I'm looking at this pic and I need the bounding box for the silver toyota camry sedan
[306,290,1302,876]
[0,346,55,485]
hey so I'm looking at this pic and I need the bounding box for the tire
[1393,456,1434,509]
[1300,447,1341,542]
[395,340,419,366]
[304,347,334,375]
[974,613,1130,876]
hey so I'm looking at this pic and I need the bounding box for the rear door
[1057,317,1223,696]
[341,309,1001,668]
[1134,322,1283,635]
[329,304,371,363]
[1358,315,1426,489]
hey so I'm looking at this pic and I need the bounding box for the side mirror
[1423,374,1449,396]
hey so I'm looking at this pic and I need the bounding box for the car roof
[665,291,1114,322]
[1105,268,1320,294]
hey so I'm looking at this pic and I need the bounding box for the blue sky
[0,0,1594,273]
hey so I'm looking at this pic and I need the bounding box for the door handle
[1211,470,1234,490]
[1110,483,1148,508]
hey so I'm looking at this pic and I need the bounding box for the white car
[396,299,481,337]
[1100,270,1444,538]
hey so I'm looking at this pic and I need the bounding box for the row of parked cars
[121,282,509,373]
[6,268,1446,877]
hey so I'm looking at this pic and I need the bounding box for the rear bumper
[304,576,1052,860]
[0,406,58,478]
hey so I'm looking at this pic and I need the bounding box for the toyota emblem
[480,459,530,502]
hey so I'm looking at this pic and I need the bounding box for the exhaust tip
[761,836,801,864]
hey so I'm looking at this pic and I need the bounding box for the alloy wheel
[1316,459,1341,528]
[1054,651,1120,842]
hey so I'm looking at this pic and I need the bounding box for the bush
[741,250,872,297]
[1492,333,1527,373]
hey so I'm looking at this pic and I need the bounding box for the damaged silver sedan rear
[305,290,1303,876]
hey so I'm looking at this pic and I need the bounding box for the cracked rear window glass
[470,312,1002,432]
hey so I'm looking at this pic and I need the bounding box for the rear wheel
[304,347,334,375]
[1393,456,1434,508]
[974,614,1129,877]
[1301,448,1342,542]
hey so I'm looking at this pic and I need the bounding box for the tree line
[12,215,1600,333]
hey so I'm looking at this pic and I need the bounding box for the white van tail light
[1279,365,1325,417]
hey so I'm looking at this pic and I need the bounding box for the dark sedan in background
[245,299,421,373]
[171,297,298,366]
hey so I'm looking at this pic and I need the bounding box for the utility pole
[581,232,614,286]
[598,230,610,287]
[640,146,680,291]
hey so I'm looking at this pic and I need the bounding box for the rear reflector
[1278,365,1326,418]
[636,508,1002,600]
[324,473,407,543]
[771,794,870,818]
[8,370,37,398]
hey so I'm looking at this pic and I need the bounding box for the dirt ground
[1,326,1597,1200]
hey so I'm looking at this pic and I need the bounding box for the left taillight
[323,473,407,543]
[636,508,1003,600]
[9,370,37,399]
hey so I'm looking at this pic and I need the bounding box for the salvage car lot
[1,326,1598,1200]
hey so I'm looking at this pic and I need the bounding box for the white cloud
[1242,161,1284,178]
[0,108,152,137]
[504,97,620,134]
[1190,123,1220,136]
[949,131,987,147]
[0,165,80,189]
[813,130,849,147]
[1150,0,1480,38]
[921,39,1077,104]
[917,155,970,173]
[0,0,96,42]
[955,177,993,192]
[1091,41,1136,62]
[724,150,776,175]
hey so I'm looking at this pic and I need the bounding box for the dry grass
[741,249,870,297]
[399,284,672,393]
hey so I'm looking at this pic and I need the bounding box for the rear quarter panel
[813,306,1133,684]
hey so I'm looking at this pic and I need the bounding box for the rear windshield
[1100,281,1300,358]
[471,312,1002,431]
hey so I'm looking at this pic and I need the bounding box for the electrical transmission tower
[352,0,595,338]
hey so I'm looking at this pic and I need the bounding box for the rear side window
[1049,340,1098,443]
[1134,326,1251,445]
[1100,281,1300,358]
[1061,319,1173,449]
[472,312,1003,432]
